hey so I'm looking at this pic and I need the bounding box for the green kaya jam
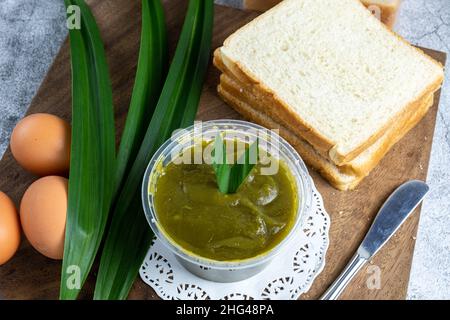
[153,142,298,261]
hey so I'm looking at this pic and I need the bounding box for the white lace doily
[139,179,330,300]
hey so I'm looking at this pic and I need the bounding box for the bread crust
[361,0,401,28]
[217,84,434,190]
[216,0,444,165]
[219,72,433,176]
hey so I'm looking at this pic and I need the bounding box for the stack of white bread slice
[214,0,444,191]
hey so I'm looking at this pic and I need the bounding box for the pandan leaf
[93,0,214,300]
[114,0,168,196]
[212,135,259,194]
[60,0,116,300]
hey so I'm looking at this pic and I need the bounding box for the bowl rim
[141,119,313,270]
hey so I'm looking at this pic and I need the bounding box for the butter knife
[320,180,430,300]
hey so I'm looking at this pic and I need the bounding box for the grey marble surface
[0,0,448,299]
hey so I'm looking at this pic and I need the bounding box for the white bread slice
[217,85,434,190]
[242,0,401,28]
[217,0,444,165]
[220,72,433,176]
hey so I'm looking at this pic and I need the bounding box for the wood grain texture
[0,0,445,300]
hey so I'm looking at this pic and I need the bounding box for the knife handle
[320,253,367,300]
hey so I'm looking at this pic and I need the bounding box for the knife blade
[321,180,430,300]
[358,180,430,259]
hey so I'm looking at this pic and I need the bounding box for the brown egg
[20,176,68,260]
[11,113,71,176]
[0,191,21,265]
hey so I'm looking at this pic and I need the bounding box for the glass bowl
[142,120,312,282]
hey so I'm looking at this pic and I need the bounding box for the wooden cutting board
[0,0,446,300]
